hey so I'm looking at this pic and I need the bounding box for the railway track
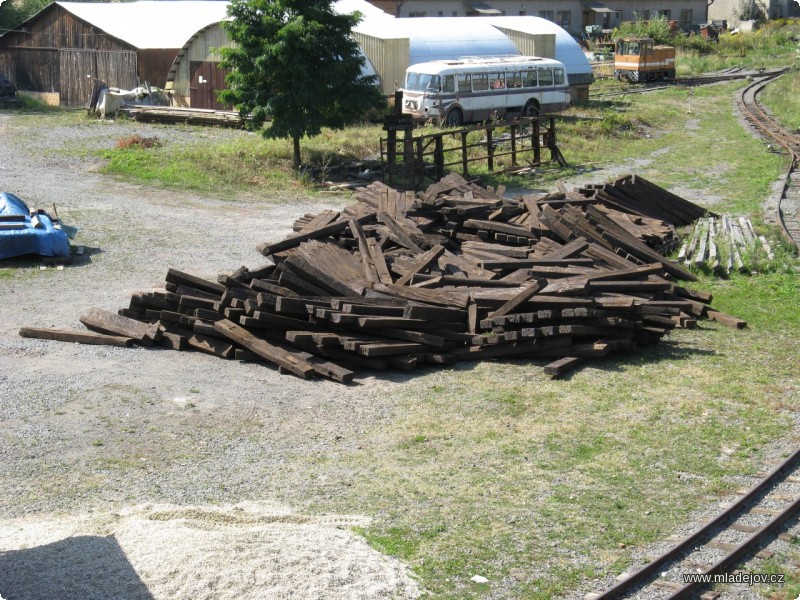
[590,67,799,250]
[736,72,800,250]
[588,68,787,100]
[585,448,800,599]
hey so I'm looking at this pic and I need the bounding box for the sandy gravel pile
[0,502,421,600]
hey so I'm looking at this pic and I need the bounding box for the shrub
[613,15,674,44]
[674,33,716,54]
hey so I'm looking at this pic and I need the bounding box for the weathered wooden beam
[489,279,546,318]
[395,244,445,286]
[19,327,135,347]
[80,307,161,346]
[213,319,316,378]
[543,356,583,378]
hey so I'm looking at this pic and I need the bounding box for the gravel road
[0,112,422,599]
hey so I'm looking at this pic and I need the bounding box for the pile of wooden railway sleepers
[21,173,745,382]
[678,214,775,275]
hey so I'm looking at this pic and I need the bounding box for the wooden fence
[380,116,566,189]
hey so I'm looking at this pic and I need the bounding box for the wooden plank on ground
[213,319,316,378]
[19,327,135,347]
[543,356,582,378]
[395,244,446,286]
[80,307,161,346]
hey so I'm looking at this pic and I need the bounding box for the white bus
[400,56,571,126]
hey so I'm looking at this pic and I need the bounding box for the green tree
[219,0,385,169]
[735,0,766,22]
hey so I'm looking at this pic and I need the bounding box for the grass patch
[100,124,384,194]
[761,70,800,132]
[333,313,796,598]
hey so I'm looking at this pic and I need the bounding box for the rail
[588,447,800,599]
[736,72,800,250]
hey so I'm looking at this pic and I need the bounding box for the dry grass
[114,134,162,150]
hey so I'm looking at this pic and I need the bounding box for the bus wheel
[445,108,463,127]
[523,100,540,118]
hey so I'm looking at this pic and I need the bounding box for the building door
[189,61,229,110]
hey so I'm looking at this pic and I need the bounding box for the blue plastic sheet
[0,192,70,260]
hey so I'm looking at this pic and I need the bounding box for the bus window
[457,74,471,93]
[538,69,553,87]
[489,73,505,89]
[524,71,538,87]
[554,68,564,85]
[507,72,523,88]
[443,75,455,93]
[472,73,490,92]
[405,73,440,92]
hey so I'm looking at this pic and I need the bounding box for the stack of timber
[21,173,746,381]
[678,214,774,275]
[118,106,245,128]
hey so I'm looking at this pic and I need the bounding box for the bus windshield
[405,73,441,92]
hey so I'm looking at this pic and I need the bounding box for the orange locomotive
[614,37,676,82]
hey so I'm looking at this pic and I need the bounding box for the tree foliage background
[0,0,47,32]
[1,0,136,34]
[219,0,385,168]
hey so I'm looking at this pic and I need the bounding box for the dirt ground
[1,107,795,600]
[0,112,423,599]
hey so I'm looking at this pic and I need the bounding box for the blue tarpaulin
[0,192,70,260]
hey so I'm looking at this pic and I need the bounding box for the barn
[166,0,593,108]
[0,1,229,107]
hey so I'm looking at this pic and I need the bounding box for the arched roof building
[163,0,593,108]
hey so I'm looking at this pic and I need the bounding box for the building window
[519,10,526,15]
[540,10,554,20]
[438,10,444,16]
[408,11,427,17]
[453,10,458,15]
[614,10,623,22]
[557,10,571,28]
[662,9,671,19]
[680,8,692,28]
[641,9,650,19]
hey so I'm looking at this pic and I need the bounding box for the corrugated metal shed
[351,12,592,96]
[484,17,594,85]
[166,21,232,109]
[166,20,379,109]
